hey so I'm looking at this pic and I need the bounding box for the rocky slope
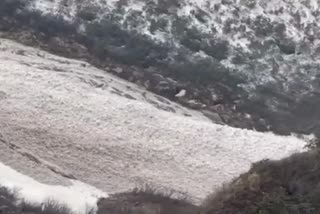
[9,0,319,138]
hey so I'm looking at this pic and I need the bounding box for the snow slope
[0,162,106,214]
[0,39,307,204]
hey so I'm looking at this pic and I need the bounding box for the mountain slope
[2,0,320,138]
[0,38,306,204]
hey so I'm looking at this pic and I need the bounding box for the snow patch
[0,163,107,214]
[175,89,186,97]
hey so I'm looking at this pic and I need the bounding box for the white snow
[175,89,186,97]
[0,162,107,214]
[30,0,56,14]
[0,38,308,204]
[126,0,145,11]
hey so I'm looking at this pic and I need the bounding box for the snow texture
[0,162,107,214]
[0,39,307,204]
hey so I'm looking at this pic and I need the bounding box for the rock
[166,77,178,85]
[202,110,224,124]
[150,73,165,83]
[186,100,203,109]
[158,81,170,88]
[150,74,179,97]
[155,81,172,93]
[113,67,123,74]
[78,9,97,21]
[210,104,225,112]
[276,40,296,55]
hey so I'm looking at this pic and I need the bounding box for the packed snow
[0,38,307,204]
[0,162,107,214]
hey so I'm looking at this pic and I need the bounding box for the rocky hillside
[2,0,320,137]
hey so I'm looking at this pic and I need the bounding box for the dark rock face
[2,0,320,138]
